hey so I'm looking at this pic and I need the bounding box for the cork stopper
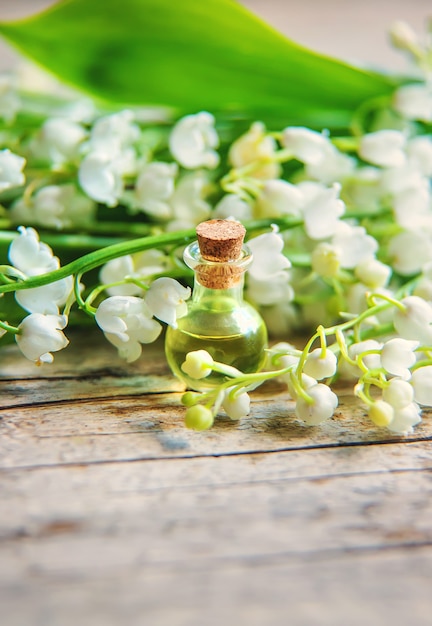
[196,219,246,262]
[195,219,247,289]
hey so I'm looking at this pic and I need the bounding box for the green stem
[0,319,20,334]
[0,217,303,296]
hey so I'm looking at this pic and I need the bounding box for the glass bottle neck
[192,275,246,307]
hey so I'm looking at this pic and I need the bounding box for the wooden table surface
[1,3,432,624]
[1,330,431,625]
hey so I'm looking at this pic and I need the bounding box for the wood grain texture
[1,332,432,626]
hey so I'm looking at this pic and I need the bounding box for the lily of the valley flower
[228,121,281,180]
[330,222,378,270]
[9,226,58,275]
[8,227,72,314]
[181,350,214,379]
[167,171,212,230]
[222,387,251,420]
[393,83,432,123]
[145,277,190,327]
[281,126,354,184]
[10,184,96,230]
[410,366,432,406]
[78,149,136,207]
[359,130,407,168]
[78,110,139,206]
[100,250,170,297]
[15,279,73,316]
[281,126,331,164]
[303,348,338,380]
[299,182,345,240]
[34,117,87,167]
[380,337,419,380]
[382,378,415,408]
[295,382,338,425]
[254,179,303,218]
[16,313,69,364]
[169,111,220,169]
[213,194,253,221]
[393,295,432,344]
[0,149,26,192]
[89,109,140,155]
[247,229,292,305]
[95,295,162,362]
[134,161,178,218]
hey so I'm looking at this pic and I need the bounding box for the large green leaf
[0,0,398,129]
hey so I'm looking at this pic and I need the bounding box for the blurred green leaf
[0,0,398,129]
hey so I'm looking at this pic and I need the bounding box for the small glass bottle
[165,219,268,390]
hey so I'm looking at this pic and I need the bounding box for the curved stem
[0,319,20,334]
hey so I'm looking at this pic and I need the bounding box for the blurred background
[0,0,430,74]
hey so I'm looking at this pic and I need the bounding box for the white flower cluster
[2,20,432,436]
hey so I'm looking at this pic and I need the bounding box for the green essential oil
[165,294,268,391]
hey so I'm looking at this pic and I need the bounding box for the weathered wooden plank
[0,449,431,572]
[0,332,170,380]
[1,548,432,626]
[0,373,184,407]
[1,386,431,468]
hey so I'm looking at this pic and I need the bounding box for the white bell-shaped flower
[344,339,382,378]
[228,121,280,180]
[354,257,391,289]
[213,194,253,221]
[181,350,214,379]
[393,296,432,344]
[145,277,190,328]
[16,313,69,364]
[281,126,331,164]
[15,277,73,315]
[247,230,292,305]
[306,148,355,185]
[100,250,169,297]
[287,373,317,401]
[406,136,432,177]
[410,366,432,406]
[10,184,96,230]
[247,273,294,306]
[78,152,125,207]
[95,295,162,362]
[393,84,432,123]
[222,387,251,420]
[387,403,421,434]
[388,230,432,276]
[311,243,340,278]
[0,149,26,192]
[300,182,345,240]
[380,337,419,380]
[248,230,291,281]
[168,171,212,229]
[303,348,337,380]
[368,400,394,428]
[89,109,140,155]
[331,222,378,270]
[359,130,406,168]
[255,179,303,218]
[382,378,414,409]
[295,383,338,425]
[134,161,177,218]
[36,118,87,167]
[9,226,59,276]
[169,112,219,169]
[392,182,431,230]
